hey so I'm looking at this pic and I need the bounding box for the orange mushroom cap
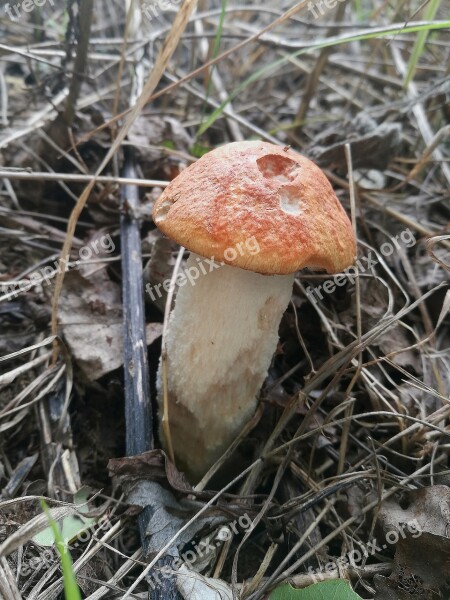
[152,141,356,275]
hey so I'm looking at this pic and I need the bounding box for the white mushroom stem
[158,253,295,481]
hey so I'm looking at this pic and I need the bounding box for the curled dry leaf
[374,486,450,598]
[126,481,225,558]
[108,451,229,572]
[108,449,193,496]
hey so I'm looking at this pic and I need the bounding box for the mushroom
[152,141,356,481]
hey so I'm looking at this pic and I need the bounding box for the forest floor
[0,1,449,599]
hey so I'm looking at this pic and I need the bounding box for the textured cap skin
[152,141,356,275]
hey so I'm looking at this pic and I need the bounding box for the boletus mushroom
[152,141,356,481]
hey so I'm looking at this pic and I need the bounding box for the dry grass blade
[0,557,22,600]
[0,506,78,558]
[1,1,449,598]
[427,235,450,272]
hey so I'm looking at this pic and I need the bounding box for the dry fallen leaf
[57,269,161,381]
[308,116,402,171]
[374,486,450,598]
[108,449,193,496]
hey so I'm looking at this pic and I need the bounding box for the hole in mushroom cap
[154,196,176,224]
[279,186,303,216]
[256,154,300,184]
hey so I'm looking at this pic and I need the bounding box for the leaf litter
[0,1,449,599]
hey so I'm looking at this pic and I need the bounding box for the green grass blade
[197,19,450,138]
[40,499,82,600]
[207,0,227,90]
[403,0,442,88]
[199,0,228,128]
[353,0,363,21]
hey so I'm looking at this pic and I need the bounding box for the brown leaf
[108,449,193,496]
[374,530,450,598]
[57,270,161,381]
[308,117,402,171]
[377,485,450,539]
[57,270,123,381]
[374,486,450,599]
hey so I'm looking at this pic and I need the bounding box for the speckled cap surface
[152,141,356,274]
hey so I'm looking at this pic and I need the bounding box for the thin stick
[120,152,153,459]
[0,170,169,187]
[64,0,94,126]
